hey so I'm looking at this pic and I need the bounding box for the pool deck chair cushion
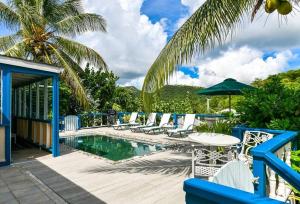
[130,113,157,132]
[167,114,195,137]
[143,113,172,134]
[112,112,139,130]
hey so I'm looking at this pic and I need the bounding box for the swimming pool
[60,135,164,161]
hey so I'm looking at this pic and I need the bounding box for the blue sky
[141,0,188,38]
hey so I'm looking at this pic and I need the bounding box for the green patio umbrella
[197,78,255,111]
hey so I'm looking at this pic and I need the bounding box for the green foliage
[292,150,300,173]
[112,103,122,112]
[237,76,300,130]
[80,64,119,111]
[151,85,237,113]
[195,120,237,135]
[113,87,142,112]
[59,81,83,115]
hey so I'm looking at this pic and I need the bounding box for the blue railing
[184,127,299,204]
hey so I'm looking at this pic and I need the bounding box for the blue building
[0,55,62,167]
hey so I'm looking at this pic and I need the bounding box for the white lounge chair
[130,113,156,132]
[112,112,139,130]
[143,113,172,134]
[167,114,195,137]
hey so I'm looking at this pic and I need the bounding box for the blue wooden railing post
[52,75,60,157]
[77,115,81,129]
[173,113,178,128]
[253,158,266,196]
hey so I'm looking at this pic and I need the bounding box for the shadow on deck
[17,160,106,204]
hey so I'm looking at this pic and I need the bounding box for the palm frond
[53,36,107,70]
[54,13,106,36]
[0,32,21,51]
[4,41,27,58]
[43,0,83,23]
[49,44,90,108]
[0,1,19,29]
[55,47,85,73]
[142,0,257,111]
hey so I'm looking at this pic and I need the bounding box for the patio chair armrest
[161,123,173,128]
[186,124,194,130]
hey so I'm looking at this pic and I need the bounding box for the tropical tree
[0,0,107,108]
[142,0,298,111]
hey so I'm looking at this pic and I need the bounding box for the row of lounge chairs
[112,112,196,137]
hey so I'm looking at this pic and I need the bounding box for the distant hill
[157,85,203,101]
[252,69,300,89]
[123,86,140,96]
[123,85,203,101]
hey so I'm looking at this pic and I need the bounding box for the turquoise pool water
[61,135,163,161]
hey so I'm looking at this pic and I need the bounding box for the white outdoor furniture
[189,133,241,147]
[191,145,235,179]
[211,160,255,193]
[143,113,172,134]
[130,113,156,132]
[64,115,79,131]
[167,114,195,137]
[189,133,240,179]
[112,112,139,130]
[238,131,273,166]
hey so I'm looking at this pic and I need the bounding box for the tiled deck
[0,165,66,204]
[1,140,191,204]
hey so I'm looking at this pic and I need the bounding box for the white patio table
[188,132,241,147]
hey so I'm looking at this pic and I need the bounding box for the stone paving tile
[18,192,53,204]
[0,192,17,204]
[0,166,67,204]
[12,186,42,198]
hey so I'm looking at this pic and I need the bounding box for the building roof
[0,55,63,74]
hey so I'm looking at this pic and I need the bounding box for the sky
[1,0,300,88]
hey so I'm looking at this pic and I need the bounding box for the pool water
[61,135,163,161]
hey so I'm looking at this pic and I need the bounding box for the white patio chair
[192,145,235,180]
[64,115,79,131]
[130,113,156,132]
[143,113,172,134]
[112,112,139,130]
[167,114,195,137]
[238,130,273,166]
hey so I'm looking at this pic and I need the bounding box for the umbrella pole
[229,95,231,112]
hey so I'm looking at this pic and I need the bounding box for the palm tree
[0,0,107,108]
[142,0,298,111]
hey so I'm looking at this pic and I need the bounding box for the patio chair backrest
[64,115,79,131]
[182,114,196,130]
[192,146,235,178]
[159,113,171,127]
[146,113,156,125]
[129,112,138,124]
[241,131,274,156]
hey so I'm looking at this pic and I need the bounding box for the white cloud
[176,0,205,29]
[80,0,167,80]
[169,46,294,87]
[123,76,145,89]
[181,0,206,13]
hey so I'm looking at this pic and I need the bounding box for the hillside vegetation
[125,69,300,114]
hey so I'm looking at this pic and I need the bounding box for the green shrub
[195,120,237,135]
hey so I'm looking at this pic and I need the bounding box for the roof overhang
[0,55,63,74]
